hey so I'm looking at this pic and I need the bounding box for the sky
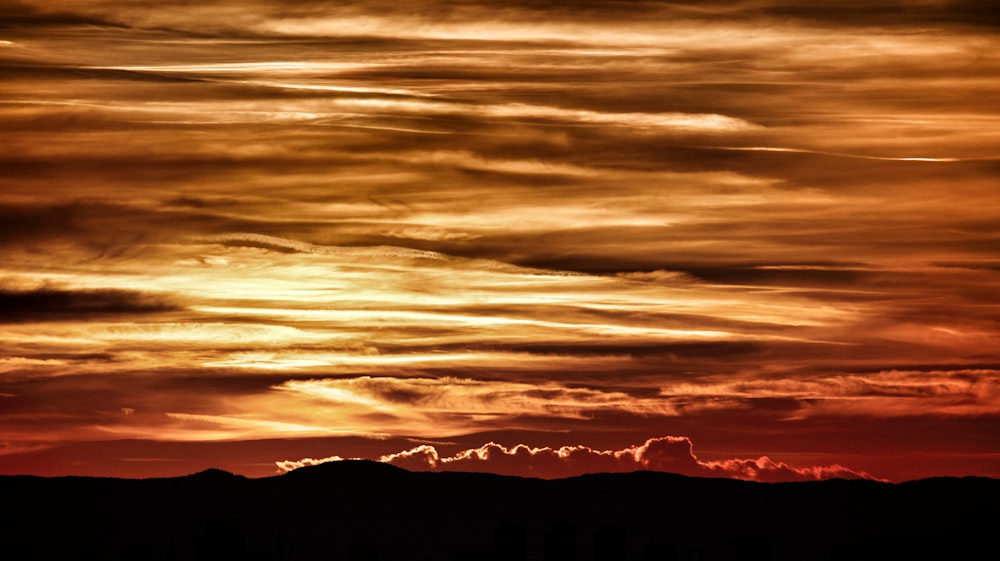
[1,0,998,482]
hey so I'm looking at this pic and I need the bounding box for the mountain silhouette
[3,462,996,560]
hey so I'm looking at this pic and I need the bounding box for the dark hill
[2,463,996,561]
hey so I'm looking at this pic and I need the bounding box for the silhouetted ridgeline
[3,461,997,560]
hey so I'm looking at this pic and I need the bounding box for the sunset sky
[1,0,998,482]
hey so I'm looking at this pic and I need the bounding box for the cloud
[659,368,1000,418]
[276,435,881,483]
[275,454,346,471]
[700,455,876,483]
[207,233,451,261]
[13,1,1000,40]
[758,0,1000,29]
[0,1,128,29]
[0,201,236,256]
[0,286,179,323]
[270,376,681,435]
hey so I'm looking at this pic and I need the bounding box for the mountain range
[3,461,996,560]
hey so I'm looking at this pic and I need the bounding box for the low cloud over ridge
[276,435,879,483]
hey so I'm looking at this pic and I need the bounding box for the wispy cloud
[2,0,998,481]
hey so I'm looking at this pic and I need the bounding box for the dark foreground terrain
[2,461,997,560]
